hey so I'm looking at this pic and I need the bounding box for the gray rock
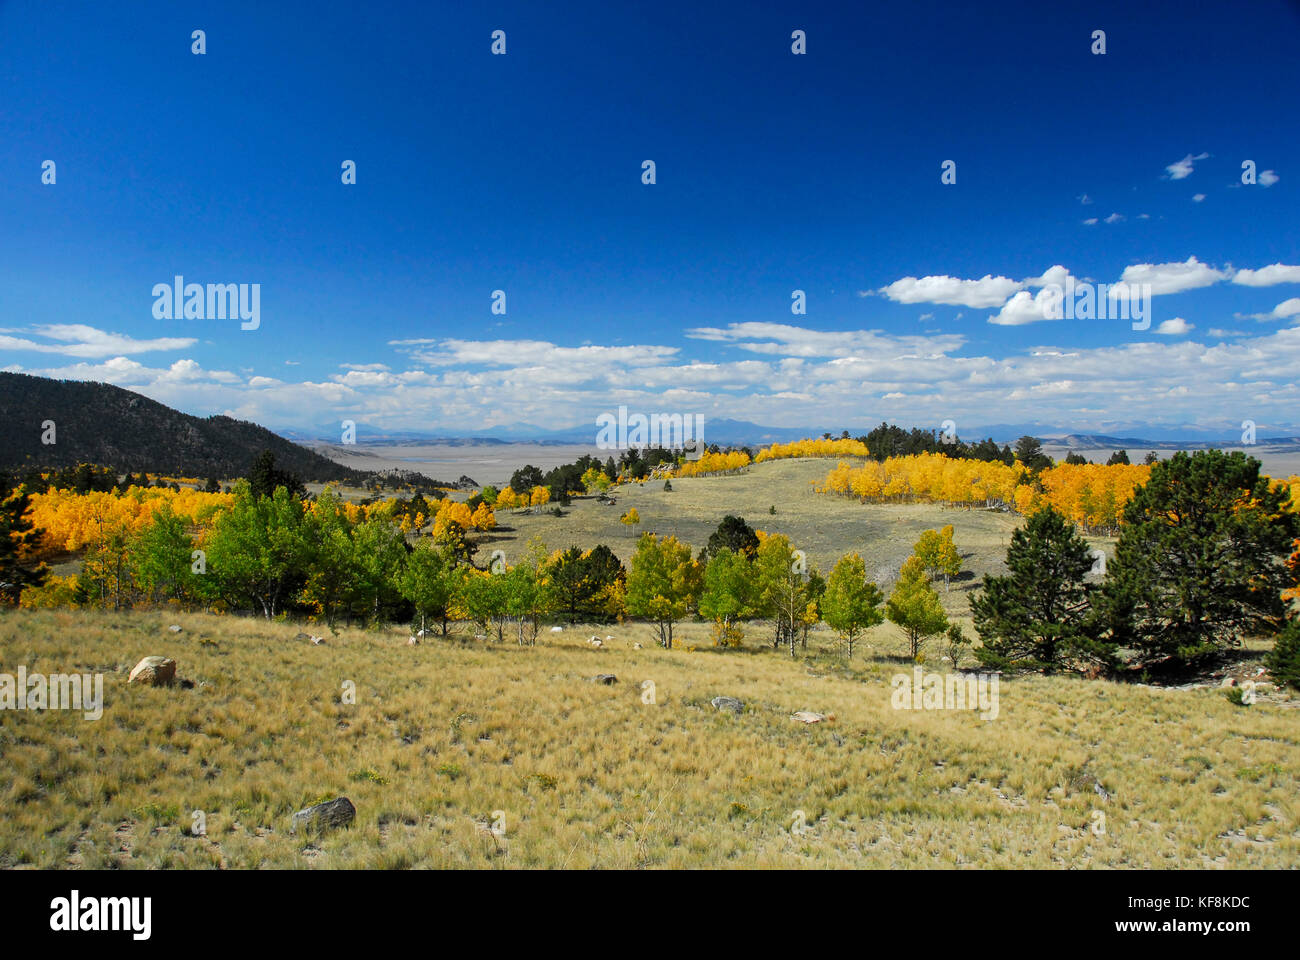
[128,656,177,686]
[711,696,744,714]
[591,674,618,685]
[291,797,356,835]
[167,624,183,633]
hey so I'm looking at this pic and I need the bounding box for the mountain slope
[0,373,368,482]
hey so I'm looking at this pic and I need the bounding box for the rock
[310,636,326,645]
[128,656,177,686]
[1093,780,1111,802]
[416,629,427,638]
[550,626,563,633]
[1220,677,1237,688]
[407,636,420,646]
[711,696,744,714]
[591,674,618,685]
[633,642,643,650]
[604,635,614,641]
[167,624,183,633]
[291,797,356,835]
[179,678,196,690]
[295,632,311,641]
[790,711,832,724]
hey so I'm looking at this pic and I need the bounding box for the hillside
[0,373,368,482]
[2,608,1293,868]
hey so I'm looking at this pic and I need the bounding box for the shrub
[1265,617,1300,690]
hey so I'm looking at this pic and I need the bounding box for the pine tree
[0,475,49,604]
[971,506,1110,672]
[1097,450,1299,669]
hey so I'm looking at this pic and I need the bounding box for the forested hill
[0,372,367,482]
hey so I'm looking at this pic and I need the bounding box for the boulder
[790,711,832,724]
[291,797,356,835]
[167,624,183,633]
[711,696,744,714]
[128,656,177,686]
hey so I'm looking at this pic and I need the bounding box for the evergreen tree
[0,474,48,604]
[971,506,1110,672]
[705,515,759,561]
[1097,450,1299,668]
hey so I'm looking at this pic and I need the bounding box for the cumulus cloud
[1231,263,1300,286]
[1274,297,1300,319]
[1259,169,1280,187]
[1117,256,1228,295]
[1192,193,1206,203]
[1165,152,1209,180]
[878,273,1024,308]
[1155,317,1194,335]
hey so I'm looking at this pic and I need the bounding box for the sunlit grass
[1,607,1295,868]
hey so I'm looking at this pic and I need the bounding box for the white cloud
[1118,256,1228,295]
[1104,212,1125,223]
[1231,263,1300,286]
[1078,194,1093,205]
[1082,217,1098,225]
[1192,193,1206,203]
[1155,317,1194,336]
[878,273,1023,308]
[1259,169,1280,187]
[0,324,196,358]
[1274,297,1300,319]
[1165,152,1209,180]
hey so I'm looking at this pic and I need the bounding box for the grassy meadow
[2,458,1296,869]
[1,609,1296,869]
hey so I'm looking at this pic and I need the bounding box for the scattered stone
[167,624,183,633]
[310,636,326,645]
[633,642,643,650]
[291,797,356,835]
[295,632,311,641]
[407,636,420,646]
[128,656,177,686]
[1220,677,1237,688]
[179,678,196,690]
[416,629,427,638]
[790,711,832,724]
[591,674,618,685]
[550,626,563,633]
[711,696,744,714]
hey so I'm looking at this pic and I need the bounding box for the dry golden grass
[1,607,1296,869]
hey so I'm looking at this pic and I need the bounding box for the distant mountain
[0,373,370,482]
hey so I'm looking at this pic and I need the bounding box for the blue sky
[2,0,1298,439]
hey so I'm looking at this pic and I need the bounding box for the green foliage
[913,525,961,590]
[700,548,759,644]
[1097,450,1299,669]
[626,533,701,649]
[705,515,759,562]
[204,483,311,619]
[821,553,885,659]
[0,476,48,604]
[887,556,948,660]
[396,540,456,636]
[972,506,1110,673]
[544,544,625,623]
[1265,616,1300,691]
[133,501,200,604]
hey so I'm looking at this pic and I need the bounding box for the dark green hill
[0,372,366,482]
